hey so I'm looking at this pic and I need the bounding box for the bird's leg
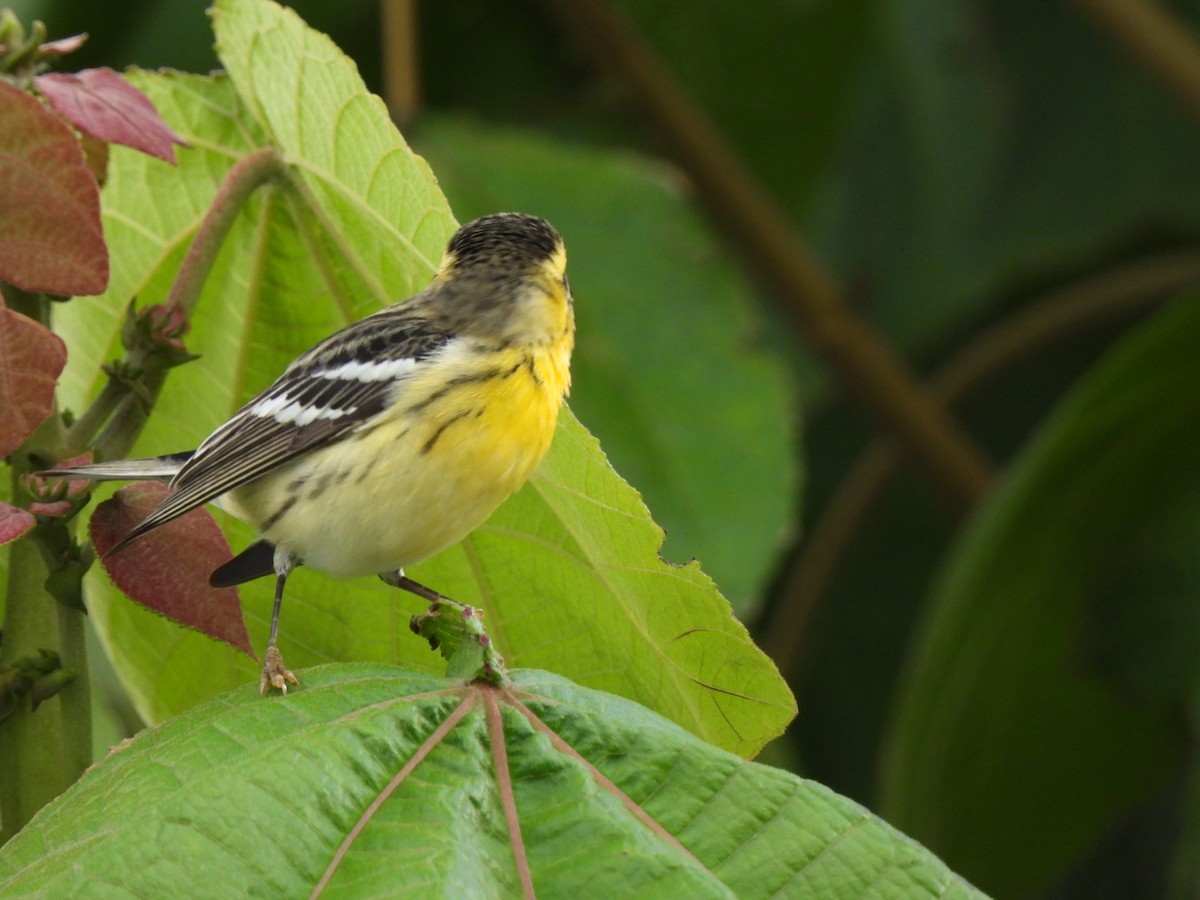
[380,569,452,605]
[261,548,300,695]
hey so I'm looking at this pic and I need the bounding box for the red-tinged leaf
[0,502,35,545]
[36,69,187,164]
[0,80,107,295]
[90,482,255,658]
[0,296,67,457]
[38,33,89,58]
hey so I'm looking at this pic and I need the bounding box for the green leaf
[811,0,1200,358]
[54,0,793,756]
[209,0,453,288]
[417,116,800,612]
[0,664,984,899]
[880,295,1200,895]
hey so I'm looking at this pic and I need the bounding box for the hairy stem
[91,369,166,464]
[168,147,286,318]
[62,377,129,459]
[1,463,90,843]
[65,147,286,460]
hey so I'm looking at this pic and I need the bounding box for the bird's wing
[112,306,452,549]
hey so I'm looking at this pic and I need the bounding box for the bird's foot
[259,645,299,695]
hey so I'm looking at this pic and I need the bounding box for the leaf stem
[167,147,286,318]
[64,147,287,460]
[90,369,166,463]
[63,376,130,457]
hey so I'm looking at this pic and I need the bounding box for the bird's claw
[259,645,299,695]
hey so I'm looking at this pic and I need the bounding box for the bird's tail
[39,451,193,483]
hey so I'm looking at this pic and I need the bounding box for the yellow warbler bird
[46,213,574,692]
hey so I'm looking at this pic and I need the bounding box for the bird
[43,213,574,693]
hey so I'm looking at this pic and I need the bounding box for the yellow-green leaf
[55,0,793,756]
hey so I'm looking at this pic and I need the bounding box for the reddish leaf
[0,502,35,546]
[0,296,67,457]
[37,34,89,59]
[90,483,254,658]
[36,69,187,164]
[29,500,70,516]
[0,81,107,296]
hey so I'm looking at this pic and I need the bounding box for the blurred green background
[11,0,1200,895]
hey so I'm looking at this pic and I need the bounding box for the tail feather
[210,539,277,587]
[39,451,194,483]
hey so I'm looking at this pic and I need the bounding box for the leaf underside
[52,0,794,756]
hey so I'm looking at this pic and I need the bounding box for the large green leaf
[53,0,792,756]
[880,295,1200,895]
[417,117,799,612]
[812,0,1200,356]
[0,664,984,898]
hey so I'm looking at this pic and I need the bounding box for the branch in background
[1067,0,1200,126]
[760,250,1200,673]
[539,0,993,513]
[381,0,421,126]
